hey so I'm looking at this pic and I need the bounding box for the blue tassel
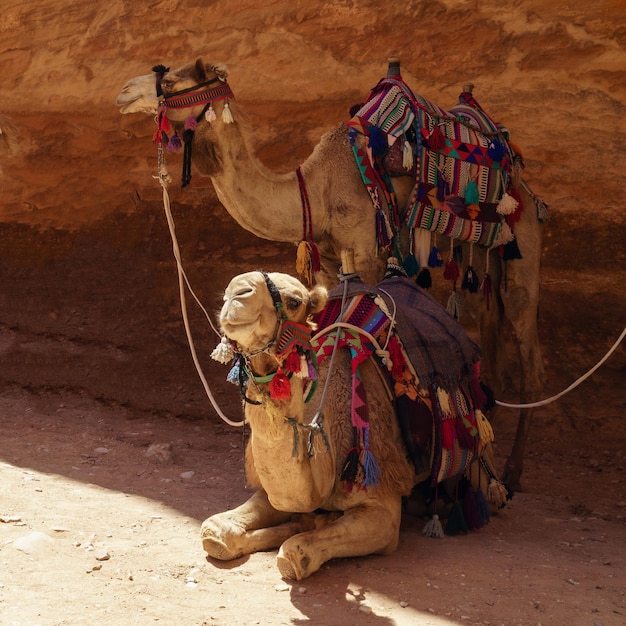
[428,246,443,267]
[367,125,388,157]
[361,448,381,488]
[488,139,506,161]
[167,132,182,152]
[502,239,522,260]
[226,362,241,385]
[436,178,450,202]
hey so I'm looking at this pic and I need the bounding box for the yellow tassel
[475,409,495,444]
[296,241,314,285]
[487,478,508,508]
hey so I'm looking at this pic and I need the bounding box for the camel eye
[286,298,301,311]
[161,78,175,91]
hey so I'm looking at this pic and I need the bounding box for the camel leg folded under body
[201,490,338,561]
[276,493,402,581]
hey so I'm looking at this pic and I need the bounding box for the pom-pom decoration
[268,369,291,400]
[496,191,519,215]
[211,337,235,364]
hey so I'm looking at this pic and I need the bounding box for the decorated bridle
[212,272,319,406]
[151,64,236,187]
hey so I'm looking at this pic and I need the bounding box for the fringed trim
[221,101,234,124]
[296,240,320,286]
[487,478,509,509]
[446,290,463,320]
[340,427,380,491]
[475,409,495,444]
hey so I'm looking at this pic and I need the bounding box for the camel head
[115,58,229,119]
[220,271,327,358]
[115,73,160,115]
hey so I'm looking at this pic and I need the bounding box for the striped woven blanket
[348,76,517,248]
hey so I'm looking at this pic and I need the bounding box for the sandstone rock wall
[1,0,624,228]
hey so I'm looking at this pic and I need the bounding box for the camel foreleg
[276,494,402,580]
[202,489,315,561]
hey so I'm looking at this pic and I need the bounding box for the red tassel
[283,349,301,374]
[269,370,291,400]
[428,125,446,151]
[443,258,460,282]
[388,336,405,379]
[442,419,455,449]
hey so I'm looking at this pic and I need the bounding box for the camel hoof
[277,542,316,580]
[202,535,242,561]
[276,554,301,581]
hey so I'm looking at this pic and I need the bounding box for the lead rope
[495,325,626,409]
[155,142,244,427]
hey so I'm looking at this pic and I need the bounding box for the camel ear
[212,63,229,82]
[307,285,328,316]
[193,57,208,82]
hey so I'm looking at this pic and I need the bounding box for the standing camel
[116,58,545,489]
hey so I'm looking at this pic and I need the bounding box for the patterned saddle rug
[348,75,522,249]
[312,275,498,491]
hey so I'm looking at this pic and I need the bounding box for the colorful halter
[152,67,236,187]
[215,272,319,405]
[162,78,234,110]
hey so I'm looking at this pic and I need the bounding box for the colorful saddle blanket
[312,276,487,489]
[348,76,517,248]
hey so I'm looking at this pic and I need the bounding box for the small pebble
[95,550,111,561]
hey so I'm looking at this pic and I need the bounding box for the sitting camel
[204,265,506,579]
[116,58,545,490]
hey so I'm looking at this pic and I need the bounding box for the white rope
[496,325,626,409]
[158,170,244,427]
